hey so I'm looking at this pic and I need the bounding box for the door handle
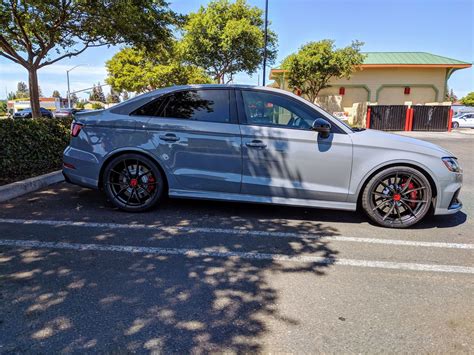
[159,133,180,142]
[246,140,267,149]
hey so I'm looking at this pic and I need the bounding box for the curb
[0,170,64,203]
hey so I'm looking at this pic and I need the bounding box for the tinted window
[159,90,230,123]
[133,96,167,116]
[241,91,321,129]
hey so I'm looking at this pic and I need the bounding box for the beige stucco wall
[275,66,448,125]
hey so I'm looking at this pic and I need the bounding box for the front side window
[241,90,321,130]
[160,90,230,123]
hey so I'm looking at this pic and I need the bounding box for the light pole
[66,65,81,108]
[262,0,269,86]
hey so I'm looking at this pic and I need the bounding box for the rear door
[136,89,242,193]
[237,89,353,202]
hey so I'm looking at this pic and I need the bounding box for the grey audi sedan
[63,85,462,228]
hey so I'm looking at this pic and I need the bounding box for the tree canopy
[52,90,61,98]
[282,40,365,102]
[0,0,178,117]
[16,82,29,98]
[106,46,211,93]
[460,92,474,106]
[180,0,277,83]
[89,84,106,103]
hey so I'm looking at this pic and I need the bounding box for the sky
[0,0,473,100]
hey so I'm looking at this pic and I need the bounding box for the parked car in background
[13,107,53,119]
[452,113,474,128]
[54,108,83,118]
[63,85,463,228]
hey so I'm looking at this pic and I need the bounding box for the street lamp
[262,0,269,86]
[66,65,81,108]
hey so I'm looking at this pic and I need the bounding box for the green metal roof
[362,52,470,65]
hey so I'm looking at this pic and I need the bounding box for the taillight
[71,122,83,137]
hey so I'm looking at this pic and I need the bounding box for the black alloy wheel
[103,153,164,212]
[362,166,432,228]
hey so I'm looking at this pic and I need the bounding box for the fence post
[408,108,414,131]
[447,108,453,132]
[366,107,371,129]
[404,106,410,131]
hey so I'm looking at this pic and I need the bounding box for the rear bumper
[62,146,100,189]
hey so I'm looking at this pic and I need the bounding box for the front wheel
[452,121,459,129]
[103,153,165,212]
[361,167,432,228]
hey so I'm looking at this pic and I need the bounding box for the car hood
[350,129,454,158]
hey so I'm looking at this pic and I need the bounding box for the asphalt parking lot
[0,131,473,353]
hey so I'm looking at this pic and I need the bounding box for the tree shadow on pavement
[0,217,339,353]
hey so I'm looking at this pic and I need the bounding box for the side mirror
[312,118,331,138]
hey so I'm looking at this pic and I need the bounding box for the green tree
[7,92,16,100]
[282,40,365,102]
[76,101,85,109]
[89,84,106,103]
[0,1,177,118]
[460,92,474,106]
[106,88,121,104]
[180,0,277,83]
[106,46,211,93]
[52,90,61,98]
[16,82,29,98]
[70,93,79,106]
[0,100,7,115]
[122,91,130,101]
[91,102,104,110]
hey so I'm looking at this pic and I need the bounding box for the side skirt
[169,189,357,211]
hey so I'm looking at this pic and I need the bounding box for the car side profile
[63,85,463,228]
[13,107,53,119]
[452,112,474,129]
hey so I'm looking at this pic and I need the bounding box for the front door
[238,89,353,202]
[137,89,242,193]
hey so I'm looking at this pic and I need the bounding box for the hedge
[0,118,72,185]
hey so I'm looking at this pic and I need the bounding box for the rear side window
[133,96,167,117]
[160,90,230,123]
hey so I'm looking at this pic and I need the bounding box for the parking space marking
[0,238,473,274]
[0,218,473,250]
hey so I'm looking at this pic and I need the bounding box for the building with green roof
[270,52,471,124]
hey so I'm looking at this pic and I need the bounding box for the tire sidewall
[103,153,164,212]
[362,166,432,228]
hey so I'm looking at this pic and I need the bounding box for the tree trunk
[28,67,41,118]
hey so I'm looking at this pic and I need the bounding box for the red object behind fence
[448,108,453,132]
[366,107,371,128]
[405,107,410,131]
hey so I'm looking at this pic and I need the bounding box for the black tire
[361,166,432,228]
[103,153,165,212]
[452,121,459,129]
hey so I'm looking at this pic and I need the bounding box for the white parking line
[0,238,473,274]
[0,218,473,250]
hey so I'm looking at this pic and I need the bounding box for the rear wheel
[103,153,164,212]
[452,121,459,129]
[362,166,432,228]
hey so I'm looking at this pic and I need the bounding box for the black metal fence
[368,105,407,131]
[411,106,450,132]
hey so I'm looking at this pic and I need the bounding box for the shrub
[0,117,72,185]
[91,102,104,110]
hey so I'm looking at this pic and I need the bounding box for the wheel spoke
[404,186,426,194]
[400,200,417,217]
[379,180,395,192]
[112,186,128,200]
[395,204,403,223]
[382,203,396,221]
[122,160,132,180]
[372,191,389,198]
[110,169,125,177]
[401,198,427,204]
[401,175,413,192]
[125,189,134,206]
[372,199,389,211]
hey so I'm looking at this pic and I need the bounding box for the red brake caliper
[147,176,156,192]
[401,178,418,208]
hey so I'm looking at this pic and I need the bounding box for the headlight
[442,157,462,173]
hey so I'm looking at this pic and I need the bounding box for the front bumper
[433,173,463,215]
